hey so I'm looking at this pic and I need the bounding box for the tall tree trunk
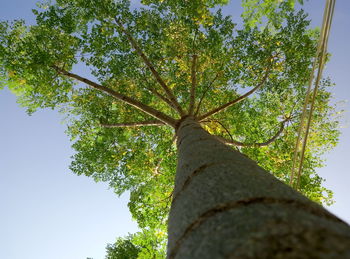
[167,117,350,259]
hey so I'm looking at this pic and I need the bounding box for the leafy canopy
[0,0,339,257]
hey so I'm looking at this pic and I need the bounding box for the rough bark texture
[167,117,350,259]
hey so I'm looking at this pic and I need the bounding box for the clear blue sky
[0,1,349,259]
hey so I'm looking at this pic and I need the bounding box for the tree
[105,235,142,259]
[1,0,349,258]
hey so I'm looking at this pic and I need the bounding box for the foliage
[106,229,166,258]
[241,0,305,28]
[106,235,141,259]
[0,0,340,257]
[140,0,230,25]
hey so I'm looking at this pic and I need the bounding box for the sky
[0,1,349,259]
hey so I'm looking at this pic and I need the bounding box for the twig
[188,54,198,115]
[198,67,271,121]
[194,73,220,117]
[217,117,290,147]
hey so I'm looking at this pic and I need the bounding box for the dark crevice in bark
[177,135,191,148]
[172,163,216,205]
[169,197,347,259]
[228,221,350,259]
[180,163,215,192]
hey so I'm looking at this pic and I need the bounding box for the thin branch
[194,73,220,117]
[153,157,164,176]
[217,117,290,147]
[201,119,234,143]
[114,17,185,116]
[148,87,177,110]
[188,54,197,115]
[142,74,178,112]
[101,120,165,128]
[198,67,270,121]
[52,66,176,127]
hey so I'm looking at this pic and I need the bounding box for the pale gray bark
[167,117,350,259]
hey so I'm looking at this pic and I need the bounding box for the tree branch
[188,54,197,115]
[52,66,176,127]
[194,73,220,117]
[216,117,290,147]
[201,119,234,142]
[198,67,270,121]
[148,87,177,110]
[143,75,178,112]
[101,120,165,128]
[114,18,185,116]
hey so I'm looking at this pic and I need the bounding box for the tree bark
[167,117,350,259]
